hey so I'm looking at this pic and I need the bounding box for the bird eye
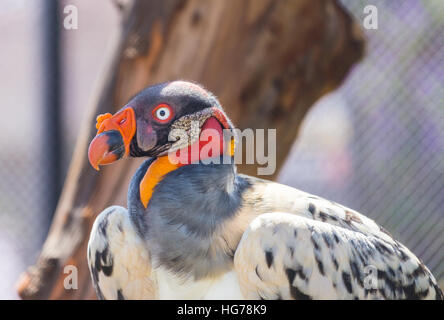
[152,104,173,123]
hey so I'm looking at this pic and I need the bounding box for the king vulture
[87,81,443,300]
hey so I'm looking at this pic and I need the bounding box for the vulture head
[88,81,235,208]
[88,80,234,170]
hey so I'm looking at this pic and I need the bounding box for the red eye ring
[152,104,174,123]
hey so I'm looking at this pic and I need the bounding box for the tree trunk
[16,0,364,299]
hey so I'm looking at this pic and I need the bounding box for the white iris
[156,107,170,120]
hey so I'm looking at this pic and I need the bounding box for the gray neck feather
[128,158,251,279]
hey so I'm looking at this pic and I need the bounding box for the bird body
[87,81,443,300]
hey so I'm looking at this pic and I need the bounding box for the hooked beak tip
[88,141,102,171]
[88,130,125,170]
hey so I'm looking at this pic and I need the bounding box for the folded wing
[234,211,443,300]
[87,206,155,299]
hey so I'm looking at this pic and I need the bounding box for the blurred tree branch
[16,0,364,299]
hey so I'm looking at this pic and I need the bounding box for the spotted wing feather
[234,212,443,300]
[87,206,156,299]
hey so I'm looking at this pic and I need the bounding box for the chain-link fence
[0,0,117,299]
[0,0,53,299]
[0,0,442,299]
[280,0,444,287]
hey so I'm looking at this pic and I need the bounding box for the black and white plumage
[88,206,155,300]
[87,81,443,300]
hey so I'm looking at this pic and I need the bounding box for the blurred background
[0,0,443,298]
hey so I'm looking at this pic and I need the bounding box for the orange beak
[88,107,136,170]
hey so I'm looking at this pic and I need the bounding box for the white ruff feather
[155,269,243,300]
